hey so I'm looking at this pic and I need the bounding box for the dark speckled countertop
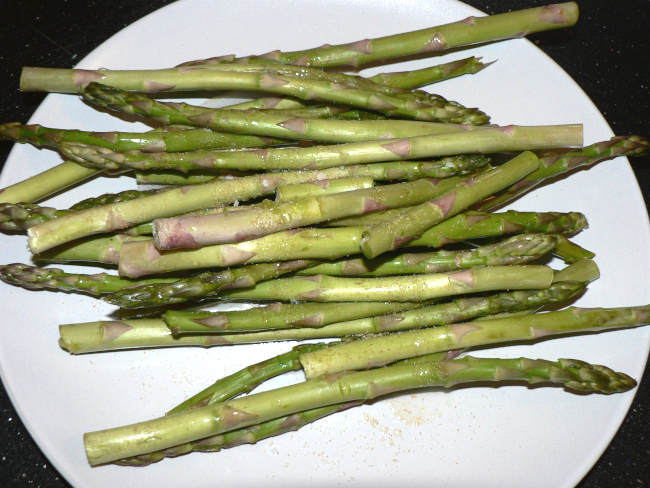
[0,1,647,486]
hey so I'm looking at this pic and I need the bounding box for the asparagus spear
[57,281,587,353]
[219,265,553,302]
[0,263,176,295]
[232,57,488,93]
[116,264,553,306]
[23,3,578,93]
[59,123,581,174]
[169,343,329,414]
[0,121,289,153]
[210,282,585,338]
[118,343,377,465]
[24,60,486,124]
[122,350,494,466]
[296,233,558,277]
[83,353,632,466]
[189,56,489,126]
[134,171,217,186]
[116,401,361,466]
[360,151,540,258]
[552,235,595,264]
[0,161,99,204]
[0,203,68,232]
[69,188,162,210]
[299,304,650,378]
[369,56,489,89]
[164,302,425,335]
[105,260,318,309]
[59,260,595,352]
[163,269,573,336]
[82,60,491,122]
[117,211,588,277]
[6,234,557,307]
[0,259,317,309]
[213,57,489,115]
[2,158,486,232]
[80,83,488,143]
[476,135,649,211]
[36,234,150,265]
[275,176,374,202]
[152,173,485,249]
[25,158,502,254]
[0,188,164,232]
[135,156,490,187]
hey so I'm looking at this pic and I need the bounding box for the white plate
[1,1,648,487]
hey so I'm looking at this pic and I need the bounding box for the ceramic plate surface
[0,1,648,487]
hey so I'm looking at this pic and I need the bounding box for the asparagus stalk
[59,259,595,352]
[59,124,581,174]
[79,83,489,144]
[296,233,558,277]
[298,304,650,378]
[8,234,557,307]
[83,353,633,466]
[0,203,68,232]
[552,235,595,264]
[115,401,361,466]
[476,135,649,211]
[219,265,554,302]
[117,211,588,277]
[275,176,374,202]
[135,156,490,187]
[164,273,575,336]
[36,234,150,265]
[57,281,587,353]
[0,188,164,232]
[81,61,491,122]
[360,151,540,257]
[369,57,489,89]
[104,260,318,309]
[69,188,162,210]
[0,190,160,231]
[228,57,488,94]
[134,171,217,186]
[188,56,489,126]
[24,3,578,93]
[152,173,485,249]
[26,61,488,124]
[4,158,486,232]
[0,161,99,204]
[0,263,176,295]
[26,156,499,255]
[119,342,381,465]
[164,302,424,335]
[168,343,328,414]
[0,122,288,153]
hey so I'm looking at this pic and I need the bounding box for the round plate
[0,1,648,487]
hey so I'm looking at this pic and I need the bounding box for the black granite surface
[0,1,647,486]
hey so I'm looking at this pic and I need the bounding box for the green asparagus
[83,353,632,466]
[360,151,540,257]
[152,173,487,249]
[275,176,374,202]
[297,233,559,277]
[59,123,581,173]
[117,211,588,277]
[163,302,424,335]
[476,136,649,211]
[57,281,588,353]
[26,159,504,254]
[299,304,650,378]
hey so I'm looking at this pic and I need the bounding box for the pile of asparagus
[0,1,648,468]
